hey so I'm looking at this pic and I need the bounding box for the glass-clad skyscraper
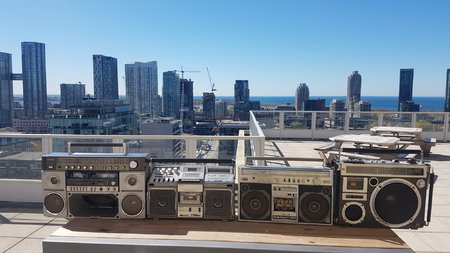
[0,52,14,127]
[346,71,362,111]
[444,69,450,112]
[93,55,118,100]
[398,69,414,111]
[60,83,86,109]
[125,61,158,116]
[234,80,249,103]
[295,83,309,111]
[162,71,181,118]
[22,42,47,118]
[202,92,216,119]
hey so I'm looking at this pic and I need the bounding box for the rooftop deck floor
[0,141,449,252]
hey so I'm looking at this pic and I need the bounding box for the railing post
[185,138,196,158]
[256,137,265,166]
[378,113,384,126]
[41,135,52,154]
[411,113,417,128]
[444,113,449,141]
[112,137,124,153]
[279,111,285,139]
[311,112,317,139]
[344,111,350,133]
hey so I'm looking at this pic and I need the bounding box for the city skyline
[2,1,450,97]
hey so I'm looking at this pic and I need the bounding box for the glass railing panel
[381,113,412,127]
[0,137,43,179]
[284,112,313,129]
[196,139,237,161]
[124,138,186,159]
[316,112,345,130]
[416,113,444,132]
[51,138,114,153]
[349,112,379,130]
[252,111,280,130]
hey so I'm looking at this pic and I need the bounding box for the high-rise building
[180,79,194,121]
[445,69,450,112]
[22,42,47,118]
[60,83,86,109]
[162,71,181,118]
[0,52,14,127]
[398,69,414,111]
[233,80,251,121]
[125,61,158,115]
[93,54,118,100]
[330,99,346,112]
[234,80,249,103]
[49,99,137,135]
[215,100,228,119]
[202,92,215,119]
[346,71,361,111]
[295,83,309,111]
[304,99,326,111]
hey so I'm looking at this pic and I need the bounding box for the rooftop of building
[0,139,449,252]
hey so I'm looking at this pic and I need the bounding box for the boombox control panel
[42,153,150,171]
[239,166,333,186]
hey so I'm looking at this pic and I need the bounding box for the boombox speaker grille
[44,193,65,214]
[149,189,177,217]
[122,195,143,216]
[299,186,331,224]
[205,189,232,219]
[240,183,271,220]
[371,179,421,228]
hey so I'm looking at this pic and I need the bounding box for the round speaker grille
[44,193,64,214]
[342,202,365,224]
[241,190,270,220]
[122,195,143,216]
[299,193,330,222]
[370,179,421,228]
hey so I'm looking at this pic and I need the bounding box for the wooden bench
[43,219,413,253]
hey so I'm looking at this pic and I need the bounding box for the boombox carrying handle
[68,142,127,155]
[427,171,436,225]
[151,158,235,165]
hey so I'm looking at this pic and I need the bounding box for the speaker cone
[299,193,330,222]
[241,190,270,220]
[122,195,143,216]
[44,193,64,214]
[370,179,421,228]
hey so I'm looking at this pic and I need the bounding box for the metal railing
[251,110,450,141]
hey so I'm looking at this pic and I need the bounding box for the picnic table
[315,134,417,164]
[370,126,436,155]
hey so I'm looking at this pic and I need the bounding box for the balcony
[0,110,449,252]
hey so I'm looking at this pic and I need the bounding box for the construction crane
[174,66,201,79]
[206,67,216,93]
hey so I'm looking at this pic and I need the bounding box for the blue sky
[2,0,450,96]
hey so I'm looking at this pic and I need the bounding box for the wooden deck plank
[51,219,410,250]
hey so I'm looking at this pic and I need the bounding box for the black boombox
[42,143,436,229]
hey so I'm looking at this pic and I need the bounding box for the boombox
[238,166,334,225]
[147,159,235,220]
[336,160,433,229]
[42,143,151,219]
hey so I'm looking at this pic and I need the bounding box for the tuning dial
[129,160,138,169]
[50,176,59,185]
[312,177,321,185]
[128,177,137,186]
